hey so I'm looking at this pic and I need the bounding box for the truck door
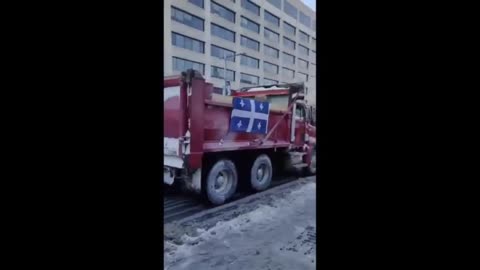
[293,103,307,147]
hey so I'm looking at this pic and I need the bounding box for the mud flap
[164,168,174,185]
[185,168,202,194]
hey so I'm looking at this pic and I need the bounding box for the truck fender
[305,144,316,165]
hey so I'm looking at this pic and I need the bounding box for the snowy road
[164,174,300,223]
[164,176,316,270]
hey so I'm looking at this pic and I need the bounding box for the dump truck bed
[164,72,297,171]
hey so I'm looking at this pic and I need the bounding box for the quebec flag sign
[230,97,270,134]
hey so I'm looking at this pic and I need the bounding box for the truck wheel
[205,159,238,205]
[250,154,273,192]
[305,148,317,175]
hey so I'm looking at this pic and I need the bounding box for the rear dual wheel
[250,154,273,192]
[205,159,238,205]
[204,154,273,205]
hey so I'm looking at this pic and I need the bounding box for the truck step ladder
[289,152,306,165]
[292,163,308,169]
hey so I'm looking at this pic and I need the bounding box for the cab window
[295,105,305,121]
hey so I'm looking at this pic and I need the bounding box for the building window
[241,0,260,16]
[311,50,316,60]
[264,78,279,85]
[299,31,309,44]
[240,36,260,51]
[211,1,235,23]
[282,52,295,65]
[283,37,296,51]
[267,0,282,9]
[173,57,205,74]
[283,21,296,36]
[283,0,298,20]
[264,27,280,43]
[299,44,309,56]
[211,45,236,61]
[312,38,316,48]
[299,11,311,28]
[211,66,235,81]
[171,7,204,31]
[282,67,294,79]
[263,61,279,74]
[312,20,316,31]
[298,58,308,69]
[264,10,280,27]
[213,87,223,94]
[241,16,260,33]
[240,55,259,69]
[188,0,204,8]
[240,73,259,85]
[211,23,235,42]
[264,45,279,58]
[172,32,205,53]
[298,72,308,82]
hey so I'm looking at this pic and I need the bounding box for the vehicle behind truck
[164,69,316,205]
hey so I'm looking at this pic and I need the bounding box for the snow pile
[165,182,316,269]
[189,182,313,238]
[246,86,288,92]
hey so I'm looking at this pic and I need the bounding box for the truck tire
[205,159,238,205]
[305,147,317,175]
[250,154,273,192]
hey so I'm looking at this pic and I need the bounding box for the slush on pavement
[164,179,316,270]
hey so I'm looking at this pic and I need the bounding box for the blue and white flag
[230,97,270,134]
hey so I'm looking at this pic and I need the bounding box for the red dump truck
[164,69,316,205]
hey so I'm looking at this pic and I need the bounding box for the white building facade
[164,0,316,106]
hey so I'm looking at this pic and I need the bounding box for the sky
[302,0,316,11]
